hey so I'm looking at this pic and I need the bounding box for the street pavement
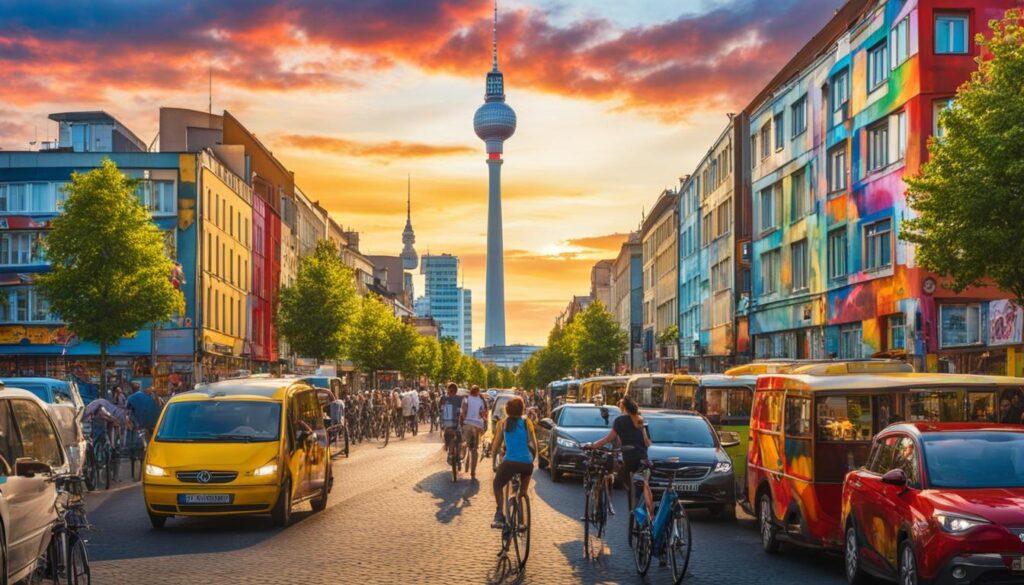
[83,432,850,584]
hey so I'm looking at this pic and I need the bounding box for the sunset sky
[0,0,845,347]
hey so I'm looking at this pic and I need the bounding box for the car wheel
[149,512,168,530]
[759,492,780,554]
[311,465,330,512]
[898,540,918,585]
[845,524,868,585]
[272,478,293,527]
[549,449,563,483]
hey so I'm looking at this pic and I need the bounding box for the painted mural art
[989,300,1023,347]
[0,325,76,346]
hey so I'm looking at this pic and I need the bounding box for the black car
[537,404,620,482]
[644,412,740,520]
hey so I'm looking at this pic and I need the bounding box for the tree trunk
[99,341,108,399]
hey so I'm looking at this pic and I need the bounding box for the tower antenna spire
[492,0,499,71]
[407,173,411,220]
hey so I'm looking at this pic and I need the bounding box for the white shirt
[401,391,418,416]
[463,395,486,429]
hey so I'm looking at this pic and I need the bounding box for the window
[893,436,921,486]
[785,396,813,438]
[759,183,781,231]
[828,229,848,279]
[0,287,55,323]
[895,110,907,161]
[761,249,781,295]
[864,218,893,271]
[790,168,808,220]
[935,14,969,54]
[867,436,899,474]
[868,41,889,90]
[774,111,785,150]
[750,136,757,169]
[760,124,770,160]
[830,69,849,124]
[839,324,864,359]
[0,182,64,213]
[791,96,807,137]
[891,17,910,68]
[867,120,889,172]
[817,395,873,441]
[716,198,731,236]
[0,232,46,266]
[887,314,906,350]
[791,239,809,291]
[828,145,848,193]
[934,98,955,139]
[10,399,63,467]
[940,304,983,347]
[136,181,176,214]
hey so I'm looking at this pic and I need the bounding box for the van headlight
[145,464,167,477]
[251,461,278,477]
[713,460,733,474]
[556,437,579,449]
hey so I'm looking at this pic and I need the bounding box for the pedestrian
[111,385,127,408]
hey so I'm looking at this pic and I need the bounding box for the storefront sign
[989,300,1023,346]
[0,325,76,346]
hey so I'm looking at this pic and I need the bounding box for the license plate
[672,482,700,493]
[1013,558,1024,572]
[178,494,231,505]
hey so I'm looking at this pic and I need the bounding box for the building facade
[473,344,542,370]
[417,254,473,354]
[611,233,643,370]
[677,173,707,369]
[641,189,679,371]
[747,0,1019,374]
[590,259,613,310]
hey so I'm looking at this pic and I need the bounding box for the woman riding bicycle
[583,395,654,518]
[490,396,538,529]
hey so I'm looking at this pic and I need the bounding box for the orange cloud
[564,233,629,253]
[279,134,476,160]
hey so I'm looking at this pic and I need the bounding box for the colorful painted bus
[746,365,1024,556]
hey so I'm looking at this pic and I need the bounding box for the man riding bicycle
[126,384,162,437]
[83,398,125,447]
[440,383,464,465]
[461,385,488,480]
[490,396,538,528]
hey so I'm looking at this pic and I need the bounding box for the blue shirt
[502,418,534,464]
[127,391,161,430]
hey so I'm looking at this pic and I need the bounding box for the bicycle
[37,474,91,584]
[89,434,117,490]
[582,448,617,559]
[493,455,531,578]
[124,426,148,482]
[631,465,693,584]
[444,426,462,482]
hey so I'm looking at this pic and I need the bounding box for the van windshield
[156,400,282,443]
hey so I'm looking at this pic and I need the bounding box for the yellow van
[143,378,331,528]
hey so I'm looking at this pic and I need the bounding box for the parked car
[143,378,331,529]
[0,387,70,583]
[644,412,740,520]
[0,377,86,474]
[537,404,620,482]
[843,423,1024,585]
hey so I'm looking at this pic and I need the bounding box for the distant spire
[407,173,411,221]
[492,0,499,72]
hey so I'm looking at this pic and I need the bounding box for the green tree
[37,159,183,397]
[467,359,488,388]
[407,335,442,385]
[437,337,462,384]
[903,9,1024,303]
[517,355,539,389]
[657,324,679,348]
[384,321,419,377]
[277,240,358,364]
[537,324,575,383]
[347,295,406,387]
[572,300,628,376]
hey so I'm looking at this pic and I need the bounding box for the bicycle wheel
[66,532,90,585]
[633,520,653,576]
[509,498,524,571]
[627,479,636,549]
[96,447,110,491]
[83,450,97,492]
[584,481,604,559]
[343,426,350,457]
[668,505,692,584]
[382,416,391,447]
[517,494,531,568]
[450,441,459,482]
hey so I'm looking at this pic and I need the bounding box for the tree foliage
[277,240,358,363]
[437,337,463,384]
[37,158,183,396]
[347,295,405,383]
[657,324,679,347]
[572,300,628,376]
[903,9,1024,303]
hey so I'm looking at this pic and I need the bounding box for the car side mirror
[881,468,908,488]
[718,430,741,449]
[539,418,554,430]
[15,458,52,478]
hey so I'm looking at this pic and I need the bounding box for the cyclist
[440,383,464,464]
[83,397,125,447]
[126,384,162,438]
[583,395,654,520]
[460,385,488,479]
[401,388,419,434]
[490,396,538,528]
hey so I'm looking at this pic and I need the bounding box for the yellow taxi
[143,378,331,528]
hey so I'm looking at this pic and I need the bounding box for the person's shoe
[609,501,616,515]
[491,512,505,529]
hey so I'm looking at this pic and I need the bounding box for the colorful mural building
[0,111,198,390]
[745,0,1021,374]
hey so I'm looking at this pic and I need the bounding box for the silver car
[0,378,86,474]
[0,387,69,582]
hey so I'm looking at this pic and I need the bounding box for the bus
[578,376,629,406]
[746,364,1024,556]
[546,379,579,410]
[623,373,675,410]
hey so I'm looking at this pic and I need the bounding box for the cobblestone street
[85,431,849,584]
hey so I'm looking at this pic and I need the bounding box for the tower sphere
[474,101,517,154]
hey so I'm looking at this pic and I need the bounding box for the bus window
[726,388,753,420]
[601,382,626,405]
[751,391,783,473]
[968,392,996,422]
[631,380,667,409]
[998,387,1024,424]
[669,382,697,410]
[875,394,897,431]
[706,389,725,423]
[783,396,813,480]
[905,391,965,422]
[817,396,873,442]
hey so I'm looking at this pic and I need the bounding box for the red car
[842,423,1024,585]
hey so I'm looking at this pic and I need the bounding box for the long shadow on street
[414,470,481,523]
